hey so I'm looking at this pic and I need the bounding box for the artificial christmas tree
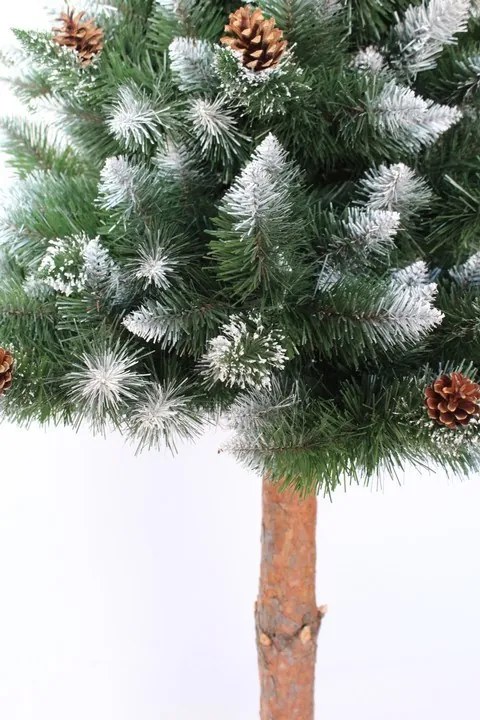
[2,0,480,717]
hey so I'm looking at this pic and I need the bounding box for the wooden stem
[255,475,324,720]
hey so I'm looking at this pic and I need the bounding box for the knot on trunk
[255,603,322,652]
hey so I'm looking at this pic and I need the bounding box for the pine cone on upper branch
[53,8,104,67]
[220,5,287,72]
[425,372,480,429]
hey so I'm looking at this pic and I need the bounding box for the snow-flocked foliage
[66,342,145,428]
[220,133,297,235]
[394,0,470,76]
[107,84,164,150]
[450,252,480,286]
[38,234,90,296]
[98,156,149,212]
[202,315,287,390]
[343,207,401,252]
[353,46,385,73]
[187,96,245,162]
[169,37,216,91]
[359,163,433,214]
[371,81,462,152]
[83,236,118,289]
[131,241,177,290]
[128,381,203,451]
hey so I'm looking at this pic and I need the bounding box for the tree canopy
[2,0,480,492]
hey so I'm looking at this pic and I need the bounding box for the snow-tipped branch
[65,340,146,429]
[391,260,434,290]
[394,0,470,77]
[370,80,462,152]
[220,133,296,236]
[39,234,89,296]
[187,96,248,165]
[312,276,444,363]
[358,163,433,214]
[225,376,301,433]
[450,252,480,286]
[97,156,152,213]
[209,134,305,298]
[201,314,288,390]
[107,83,175,151]
[128,380,204,452]
[122,294,229,355]
[169,37,217,92]
[129,236,178,290]
[83,236,119,291]
[343,207,400,252]
[353,46,385,74]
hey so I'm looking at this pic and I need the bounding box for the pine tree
[2,1,480,717]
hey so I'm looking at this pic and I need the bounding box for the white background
[1,4,480,719]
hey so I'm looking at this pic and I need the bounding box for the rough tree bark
[255,475,326,720]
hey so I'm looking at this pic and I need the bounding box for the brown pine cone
[0,348,14,395]
[53,8,104,67]
[425,372,480,429]
[220,5,287,72]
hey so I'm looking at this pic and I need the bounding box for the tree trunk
[255,475,326,720]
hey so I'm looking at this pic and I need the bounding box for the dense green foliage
[2,0,480,492]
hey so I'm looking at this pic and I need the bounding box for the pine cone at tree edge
[425,371,480,429]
